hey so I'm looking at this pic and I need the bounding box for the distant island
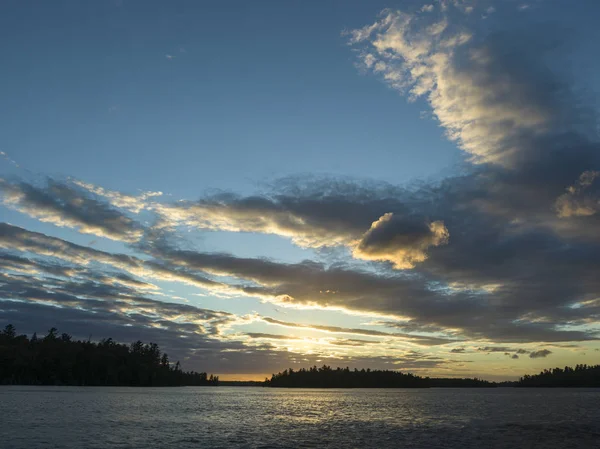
[0,324,218,386]
[264,366,493,388]
[2,324,599,388]
[263,365,600,388]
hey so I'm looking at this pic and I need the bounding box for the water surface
[2,386,599,448]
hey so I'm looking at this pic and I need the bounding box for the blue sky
[2,0,600,380]
[1,1,462,194]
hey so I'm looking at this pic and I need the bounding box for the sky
[1,0,600,381]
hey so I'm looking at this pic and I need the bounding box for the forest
[264,364,600,388]
[517,365,600,387]
[0,324,218,386]
[264,366,494,388]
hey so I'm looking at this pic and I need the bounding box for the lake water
[1,386,599,448]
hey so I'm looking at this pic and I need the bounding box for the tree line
[517,364,600,387]
[263,365,493,388]
[3,324,599,387]
[0,324,218,386]
[264,364,600,388]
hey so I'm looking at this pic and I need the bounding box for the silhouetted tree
[517,364,600,387]
[0,324,218,387]
[263,365,495,388]
[3,324,16,339]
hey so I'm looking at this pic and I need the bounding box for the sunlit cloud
[71,179,162,214]
[353,213,448,269]
[555,171,600,218]
[348,10,572,167]
[0,178,144,242]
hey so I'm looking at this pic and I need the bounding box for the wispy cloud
[0,178,144,242]
[0,151,19,168]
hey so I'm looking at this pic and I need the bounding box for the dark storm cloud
[0,178,144,242]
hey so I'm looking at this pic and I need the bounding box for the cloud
[0,224,480,373]
[0,178,144,242]
[0,273,455,375]
[244,333,302,341]
[144,8,600,287]
[479,346,521,353]
[71,179,162,214]
[343,8,600,340]
[153,191,362,247]
[258,316,458,346]
[482,6,496,18]
[349,10,593,169]
[555,171,600,217]
[0,265,237,339]
[353,213,448,268]
[5,154,600,347]
[1,243,436,374]
[0,223,225,292]
[529,349,552,358]
[0,151,19,167]
[146,239,600,344]
[153,182,447,268]
[328,338,377,346]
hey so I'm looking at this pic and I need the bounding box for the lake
[1,387,599,448]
